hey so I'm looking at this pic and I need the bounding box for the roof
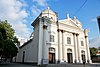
[20,39,32,48]
[59,17,82,29]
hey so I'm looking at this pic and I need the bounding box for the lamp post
[97,16,100,32]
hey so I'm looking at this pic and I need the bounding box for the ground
[0,62,100,67]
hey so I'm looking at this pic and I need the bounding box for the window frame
[67,37,71,44]
[81,41,84,46]
[50,35,54,42]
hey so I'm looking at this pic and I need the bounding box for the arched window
[81,50,85,55]
[51,17,53,19]
[67,37,71,44]
[67,48,72,53]
[49,47,55,53]
[50,35,54,42]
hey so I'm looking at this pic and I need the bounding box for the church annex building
[16,7,91,65]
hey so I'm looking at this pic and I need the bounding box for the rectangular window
[50,35,54,42]
[67,37,71,44]
[81,41,84,46]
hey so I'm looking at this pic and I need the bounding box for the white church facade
[16,7,91,65]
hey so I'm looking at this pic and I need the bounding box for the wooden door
[82,55,85,60]
[49,53,55,63]
[67,53,73,63]
[49,53,52,63]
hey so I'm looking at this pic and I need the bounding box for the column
[85,36,91,63]
[58,29,62,63]
[61,30,66,62]
[42,25,48,64]
[76,34,81,63]
[38,18,43,65]
[73,33,78,63]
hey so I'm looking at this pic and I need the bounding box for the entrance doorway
[49,47,55,64]
[67,49,73,63]
[81,50,85,61]
[22,51,25,63]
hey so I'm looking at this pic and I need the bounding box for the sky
[0,0,100,47]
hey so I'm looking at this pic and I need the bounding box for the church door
[81,50,86,61]
[49,48,55,64]
[22,51,25,63]
[67,53,73,63]
[81,55,85,61]
[67,49,73,63]
[49,52,55,63]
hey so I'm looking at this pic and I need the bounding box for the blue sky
[0,0,100,47]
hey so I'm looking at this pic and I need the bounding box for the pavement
[0,62,100,67]
[0,62,38,67]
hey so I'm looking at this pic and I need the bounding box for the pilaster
[57,29,62,63]
[85,36,92,63]
[42,25,48,64]
[76,34,81,63]
[38,18,43,65]
[61,30,66,62]
[73,33,78,63]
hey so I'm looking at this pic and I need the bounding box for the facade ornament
[74,16,77,19]
[67,13,70,19]
[47,7,50,9]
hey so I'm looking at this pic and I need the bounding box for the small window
[67,37,71,44]
[51,17,53,19]
[81,41,84,46]
[50,35,54,42]
[44,16,47,18]
[41,17,44,22]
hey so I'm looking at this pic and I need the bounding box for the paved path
[0,63,38,67]
[0,62,100,67]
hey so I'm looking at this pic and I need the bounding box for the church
[16,7,91,65]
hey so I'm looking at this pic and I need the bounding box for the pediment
[59,19,82,29]
[67,20,79,27]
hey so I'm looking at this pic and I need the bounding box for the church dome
[42,7,56,15]
[40,7,57,23]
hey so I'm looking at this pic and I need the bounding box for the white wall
[16,23,39,63]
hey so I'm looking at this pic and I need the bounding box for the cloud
[32,0,48,6]
[91,18,97,22]
[89,36,100,48]
[31,0,49,20]
[31,5,41,18]
[0,0,31,39]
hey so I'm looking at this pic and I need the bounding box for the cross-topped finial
[67,13,70,19]
[74,16,77,19]
[47,7,50,9]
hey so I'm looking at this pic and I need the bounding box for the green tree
[90,47,98,59]
[0,20,18,62]
[2,39,18,62]
[0,20,15,39]
[0,32,4,56]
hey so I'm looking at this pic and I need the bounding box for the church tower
[32,7,58,65]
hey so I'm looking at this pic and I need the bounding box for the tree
[90,47,98,59]
[0,20,18,62]
[98,47,100,50]
[0,32,4,56]
[2,39,18,62]
[0,20,15,39]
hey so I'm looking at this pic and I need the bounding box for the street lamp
[97,16,100,32]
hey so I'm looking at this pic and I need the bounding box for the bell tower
[40,7,58,23]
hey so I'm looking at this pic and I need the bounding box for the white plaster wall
[16,23,39,63]
[45,22,58,62]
